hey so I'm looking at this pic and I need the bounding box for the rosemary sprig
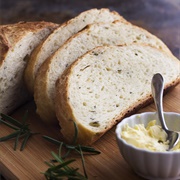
[43,121,101,179]
[43,135,100,157]
[43,121,100,157]
[0,112,38,151]
[43,151,87,180]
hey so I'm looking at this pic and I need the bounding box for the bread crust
[34,56,58,123]
[0,34,9,65]
[24,41,45,94]
[0,21,58,65]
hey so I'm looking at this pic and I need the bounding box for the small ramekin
[115,112,180,180]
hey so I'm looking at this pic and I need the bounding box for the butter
[121,120,180,152]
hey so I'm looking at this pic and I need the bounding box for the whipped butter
[121,120,180,152]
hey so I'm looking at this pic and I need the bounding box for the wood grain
[0,84,179,180]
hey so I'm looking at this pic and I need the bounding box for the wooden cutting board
[0,84,179,180]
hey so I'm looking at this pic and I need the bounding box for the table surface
[0,85,179,180]
[0,0,180,179]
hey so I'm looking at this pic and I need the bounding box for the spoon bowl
[151,73,180,150]
[167,131,180,150]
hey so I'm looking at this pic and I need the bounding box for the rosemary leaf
[78,145,88,179]
[43,135,62,146]
[49,159,76,171]
[0,113,22,128]
[51,151,75,172]
[58,142,63,157]
[44,161,54,168]
[21,110,28,124]
[0,119,19,130]
[20,132,32,151]
[78,145,101,154]
[14,130,23,150]
[65,144,76,150]
[14,115,29,151]
[58,142,71,159]
[0,131,20,142]
[61,148,71,159]
[71,121,78,144]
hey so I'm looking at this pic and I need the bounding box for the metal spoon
[151,73,179,150]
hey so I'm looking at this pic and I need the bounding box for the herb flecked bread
[34,20,172,123]
[0,21,58,114]
[55,44,180,145]
[24,8,125,94]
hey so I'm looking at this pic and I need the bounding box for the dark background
[0,0,179,58]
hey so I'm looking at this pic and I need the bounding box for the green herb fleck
[89,121,100,127]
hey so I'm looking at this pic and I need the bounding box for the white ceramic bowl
[115,112,180,180]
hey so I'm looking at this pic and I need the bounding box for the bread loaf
[34,20,172,123]
[24,8,125,94]
[55,44,180,145]
[0,21,58,114]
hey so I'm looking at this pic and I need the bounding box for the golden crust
[0,35,9,65]
[34,56,58,123]
[24,42,44,94]
[0,21,58,66]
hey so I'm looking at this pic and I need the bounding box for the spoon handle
[151,73,168,131]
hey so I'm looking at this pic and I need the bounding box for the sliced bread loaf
[55,44,180,145]
[0,21,58,114]
[34,20,172,123]
[24,8,125,94]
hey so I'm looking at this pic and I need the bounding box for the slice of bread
[0,21,58,114]
[24,8,125,94]
[55,44,180,145]
[34,20,172,123]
